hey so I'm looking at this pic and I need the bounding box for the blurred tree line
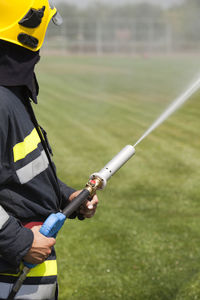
[46,0,200,53]
[168,0,200,46]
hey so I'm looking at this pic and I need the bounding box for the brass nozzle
[85,176,103,197]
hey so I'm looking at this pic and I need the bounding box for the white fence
[43,17,200,55]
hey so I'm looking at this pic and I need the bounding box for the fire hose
[7,145,135,300]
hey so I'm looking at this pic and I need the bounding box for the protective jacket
[0,85,75,299]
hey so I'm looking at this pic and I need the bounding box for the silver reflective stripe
[0,206,9,230]
[16,150,49,184]
[0,282,56,299]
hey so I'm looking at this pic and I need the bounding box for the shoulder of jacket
[0,86,21,117]
[0,86,17,105]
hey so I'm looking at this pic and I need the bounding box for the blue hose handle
[24,189,91,269]
[24,212,66,269]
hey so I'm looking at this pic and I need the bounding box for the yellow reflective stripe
[0,260,57,277]
[13,128,41,162]
[0,271,20,277]
[28,260,57,277]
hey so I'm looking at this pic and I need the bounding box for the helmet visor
[48,0,63,25]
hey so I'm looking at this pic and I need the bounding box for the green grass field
[36,55,200,300]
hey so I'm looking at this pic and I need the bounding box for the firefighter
[0,1,98,299]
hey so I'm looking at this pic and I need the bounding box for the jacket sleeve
[58,179,81,219]
[0,98,33,268]
[0,206,33,268]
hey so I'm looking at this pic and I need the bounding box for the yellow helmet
[0,0,62,51]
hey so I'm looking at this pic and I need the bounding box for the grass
[35,54,200,299]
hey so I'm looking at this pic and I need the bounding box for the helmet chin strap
[48,0,63,25]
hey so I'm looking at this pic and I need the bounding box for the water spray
[134,76,200,147]
[8,76,200,299]
[63,74,200,232]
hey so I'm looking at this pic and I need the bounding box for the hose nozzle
[90,145,135,189]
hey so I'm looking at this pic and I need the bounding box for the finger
[90,195,99,206]
[79,202,93,211]
[87,203,94,210]
[79,195,98,216]
[47,237,56,247]
[79,204,96,216]
[85,196,98,208]
[86,201,97,211]
[69,190,82,201]
[84,210,95,218]
[31,225,42,232]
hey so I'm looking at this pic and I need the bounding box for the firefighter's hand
[23,226,56,264]
[69,190,99,218]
